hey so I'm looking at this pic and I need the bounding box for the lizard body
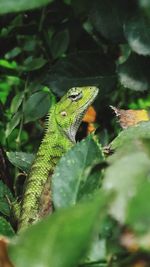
[18,86,99,232]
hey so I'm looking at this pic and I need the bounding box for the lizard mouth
[68,87,99,143]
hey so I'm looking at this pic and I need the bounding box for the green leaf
[118,53,150,91]
[118,44,131,64]
[89,0,130,42]
[5,111,21,138]
[0,59,18,69]
[139,0,150,9]
[23,56,47,71]
[0,0,54,14]
[0,181,14,217]
[8,194,108,267]
[7,129,29,150]
[124,12,150,56]
[10,91,24,114]
[24,91,51,123]
[138,0,150,17]
[111,122,150,150]
[5,47,22,59]
[126,181,150,234]
[52,135,104,209]
[6,152,35,172]
[102,143,150,224]
[0,78,12,104]
[51,30,69,59]
[45,51,116,96]
[84,237,106,264]
[0,217,14,237]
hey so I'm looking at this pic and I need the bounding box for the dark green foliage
[0,217,14,237]
[52,135,104,208]
[0,181,14,217]
[6,151,35,172]
[0,0,150,266]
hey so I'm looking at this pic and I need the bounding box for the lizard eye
[61,111,67,116]
[68,92,82,101]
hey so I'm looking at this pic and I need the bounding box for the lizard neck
[44,106,74,155]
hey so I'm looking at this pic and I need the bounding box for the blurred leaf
[45,51,116,96]
[89,0,130,42]
[23,56,47,71]
[118,53,150,91]
[0,0,54,14]
[124,12,150,56]
[103,142,150,224]
[139,0,150,9]
[84,237,106,263]
[52,135,104,209]
[0,217,14,237]
[51,30,69,59]
[111,121,150,150]
[0,59,18,70]
[126,181,150,234]
[118,44,131,64]
[10,91,24,114]
[5,112,21,138]
[6,152,35,172]
[0,80,11,104]
[6,76,21,86]
[138,0,150,17]
[81,265,106,267]
[0,181,14,217]
[5,47,22,59]
[8,193,108,267]
[128,95,150,109]
[22,38,37,52]
[63,0,71,4]
[24,91,51,123]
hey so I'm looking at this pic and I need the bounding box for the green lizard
[18,86,99,232]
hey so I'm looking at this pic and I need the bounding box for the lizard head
[55,86,99,142]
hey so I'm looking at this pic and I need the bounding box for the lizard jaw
[67,88,99,143]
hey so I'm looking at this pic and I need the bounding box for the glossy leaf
[6,152,35,172]
[10,91,24,114]
[24,91,51,123]
[5,112,21,138]
[89,0,130,42]
[52,135,104,209]
[124,13,150,56]
[111,121,150,150]
[118,53,150,91]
